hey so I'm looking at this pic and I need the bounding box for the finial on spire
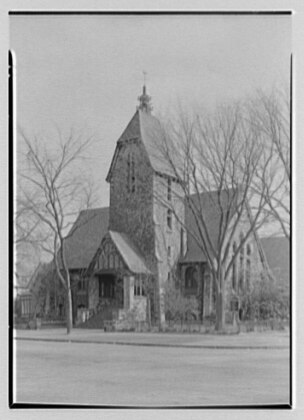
[137,71,152,113]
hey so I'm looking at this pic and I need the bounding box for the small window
[167,178,172,201]
[167,209,172,229]
[167,246,171,258]
[134,276,145,296]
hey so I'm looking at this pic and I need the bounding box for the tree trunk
[147,296,151,329]
[45,287,50,315]
[215,290,225,331]
[66,286,73,334]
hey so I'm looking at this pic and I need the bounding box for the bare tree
[18,128,95,334]
[153,102,274,331]
[248,89,290,239]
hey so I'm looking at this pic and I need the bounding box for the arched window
[185,266,198,291]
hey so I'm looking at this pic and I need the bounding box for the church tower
[106,86,185,324]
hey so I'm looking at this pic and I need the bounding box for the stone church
[63,86,266,327]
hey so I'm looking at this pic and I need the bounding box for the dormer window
[127,152,136,193]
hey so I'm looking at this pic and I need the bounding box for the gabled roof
[27,261,53,294]
[181,189,239,263]
[106,110,175,181]
[108,230,151,274]
[62,207,109,270]
[260,237,290,287]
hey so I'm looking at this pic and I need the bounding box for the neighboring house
[60,86,270,327]
[260,237,290,295]
[14,266,41,319]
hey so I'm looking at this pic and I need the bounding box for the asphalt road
[14,339,290,406]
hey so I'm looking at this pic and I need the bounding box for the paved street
[14,332,290,406]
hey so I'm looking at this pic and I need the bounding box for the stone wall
[109,140,156,263]
[133,297,147,322]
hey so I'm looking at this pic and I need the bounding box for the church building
[63,86,267,328]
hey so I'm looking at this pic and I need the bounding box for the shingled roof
[181,189,239,263]
[108,231,151,274]
[62,207,109,270]
[260,237,290,288]
[106,109,175,181]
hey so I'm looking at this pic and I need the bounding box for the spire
[137,72,153,113]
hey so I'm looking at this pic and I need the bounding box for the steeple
[137,74,153,113]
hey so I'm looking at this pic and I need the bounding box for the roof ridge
[79,206,109,213]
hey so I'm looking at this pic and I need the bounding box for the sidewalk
[14,328,290,349]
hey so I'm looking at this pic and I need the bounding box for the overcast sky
[10,14,291,206]
[10,14,291,272]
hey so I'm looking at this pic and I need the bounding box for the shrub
[240,279,289,321]
[164,282,199,322]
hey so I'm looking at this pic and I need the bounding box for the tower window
[167,209,172,229]
[127,152,136,193]
[131,153,136,192]
[167,178,172,201]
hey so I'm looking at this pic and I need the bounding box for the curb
[14,337,289,350]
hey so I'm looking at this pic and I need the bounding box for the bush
[240,279,289,321]
[164,282,199,322]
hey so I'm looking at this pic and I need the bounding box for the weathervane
[143,70,147,86]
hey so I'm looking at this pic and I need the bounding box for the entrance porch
[81,230,152,327]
